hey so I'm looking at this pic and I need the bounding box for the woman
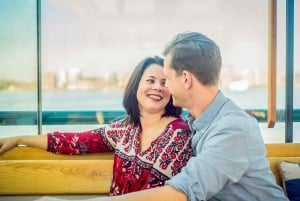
[0,56,193,196]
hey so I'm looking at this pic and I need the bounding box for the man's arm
[105,186,187,201]
[35,185,188,201]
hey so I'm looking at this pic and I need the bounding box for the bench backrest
[1,143,300,195]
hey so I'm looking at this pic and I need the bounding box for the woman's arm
[0,134,47,154]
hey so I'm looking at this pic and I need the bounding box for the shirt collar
[186,90,228,134]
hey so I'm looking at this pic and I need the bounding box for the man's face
[163,54,184,107]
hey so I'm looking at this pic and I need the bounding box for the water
[0,89,124,111]
[0,88,299,143]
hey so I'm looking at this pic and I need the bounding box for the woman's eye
[146,79,155,83]
[161,81,166,87]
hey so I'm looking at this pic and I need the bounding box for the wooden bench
[265,143,300,186]
[0,143,300,195]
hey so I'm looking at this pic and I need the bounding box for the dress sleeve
[156,118,193,178]
[47,120,126,155]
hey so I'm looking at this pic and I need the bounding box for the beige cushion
[278,160,300,201]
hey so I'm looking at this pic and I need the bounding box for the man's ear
[182,70,192,89]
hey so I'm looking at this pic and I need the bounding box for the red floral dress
[47,117,193,196]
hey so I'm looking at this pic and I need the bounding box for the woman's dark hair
[123,56,182,126]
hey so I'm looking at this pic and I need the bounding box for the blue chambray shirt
[166,91,288,201]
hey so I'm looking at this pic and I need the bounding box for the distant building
[42,72,55,90]
[56,69,67,89]
[66,68,81,90]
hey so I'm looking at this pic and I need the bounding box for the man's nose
[165,81,169,88]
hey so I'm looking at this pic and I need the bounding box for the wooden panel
[267,0,277,128]
[265,143,300,157]
[0,147,114,195]
[0,159,113,194]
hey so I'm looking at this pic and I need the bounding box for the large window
[0,0,299,143]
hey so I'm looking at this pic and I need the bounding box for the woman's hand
[0,137,19,154]
[0,135,47,155]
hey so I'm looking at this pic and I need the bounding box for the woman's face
[137,64,171,115]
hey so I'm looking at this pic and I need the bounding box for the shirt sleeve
[166,114,250,201]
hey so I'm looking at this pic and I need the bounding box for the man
[37,32,288,201]
[159,31,288,201]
